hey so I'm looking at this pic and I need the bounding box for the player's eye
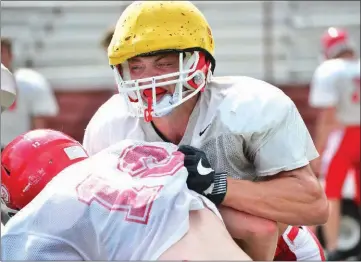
[130,65,143,71]
[157,62,175,68]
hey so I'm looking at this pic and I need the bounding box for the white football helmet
[1,63,16,112]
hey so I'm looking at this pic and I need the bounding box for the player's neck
[151,94,199,144]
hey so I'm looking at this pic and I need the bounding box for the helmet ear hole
[183,51,211,90]
[3,166,11,176]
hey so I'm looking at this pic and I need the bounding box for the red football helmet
[321,27,353,59]
[1,129,88,217]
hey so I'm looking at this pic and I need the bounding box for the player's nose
[138,66,161,84]
[139,76,167,89]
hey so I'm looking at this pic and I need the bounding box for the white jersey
[84,76,318,181]
[1,68,59,147]
[1,140,219,260]
[309,58,360,125]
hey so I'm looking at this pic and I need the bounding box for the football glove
[178,145,227,206]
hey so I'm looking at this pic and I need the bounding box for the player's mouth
[142,88,168,102]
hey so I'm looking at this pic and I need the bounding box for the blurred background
[1,0,360,260]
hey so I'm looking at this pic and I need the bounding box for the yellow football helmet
[108,1,216,121]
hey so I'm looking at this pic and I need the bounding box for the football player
[309,27,360,260]
[1,37,59,151]
[1,63,17,229]
[1,129,252,260]
[83,1,328,260]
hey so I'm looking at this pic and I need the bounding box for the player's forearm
[222,166,329,225]
[32,117,48,129]
[235,236,278,261]
[219,206,278,261]
[314,108,340,154]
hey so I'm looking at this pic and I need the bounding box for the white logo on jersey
[197,159,214,176]
[1,185,10,203]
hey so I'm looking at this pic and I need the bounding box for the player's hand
[178,145,214,192]
[178,145,227,206]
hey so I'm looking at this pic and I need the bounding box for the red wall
[45,90,114,142]
[46,85,317,143]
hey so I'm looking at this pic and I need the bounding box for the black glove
[178,145,227,206]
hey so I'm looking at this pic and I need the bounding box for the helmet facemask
[113,51,212,121]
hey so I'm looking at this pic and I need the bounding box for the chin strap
[144,96,153,122]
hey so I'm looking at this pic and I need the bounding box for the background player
[0,37,59,151]
[309,27,360,260]
[1,63,17,232]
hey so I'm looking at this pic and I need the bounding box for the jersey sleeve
[83,95,133,156]
[83,112,109,156]
[251,97,319,176]
[82,96,115,155]
[309,63,340,108]
[1,233,85,260]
